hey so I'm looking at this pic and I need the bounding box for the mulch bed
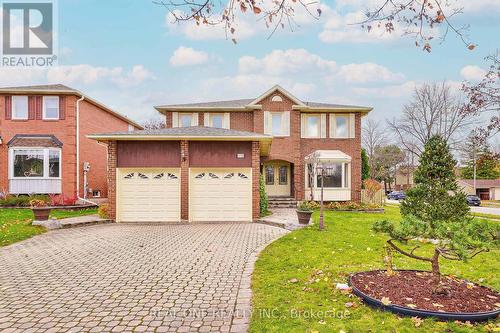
[350,270,500,313]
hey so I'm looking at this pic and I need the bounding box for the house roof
[155,85,373,113]
[88,126,272,155]
[88,126,272,140]
[305,150,352,162]
[0,84,143,129]
[7,134,63,148]
[458,179,500,188]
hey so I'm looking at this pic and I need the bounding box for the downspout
[76,95,96,206]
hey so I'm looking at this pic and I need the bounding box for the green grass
[0,208,98,247]
[472,212,500,220]
[250,206,500,333]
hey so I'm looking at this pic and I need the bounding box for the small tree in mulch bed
[373,135,499,294]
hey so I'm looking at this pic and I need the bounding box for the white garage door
[116,168,180,222]
[189,168,252,222]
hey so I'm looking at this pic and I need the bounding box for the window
[210,114,223,128]
[307,162,350,189]
[49,150,60,177]
[264,111,289,136]
[180,114,193,127]
[43,96,60,119]
[265,166,274,185]
[11,149,61,179]
[271,113,283,135]
[12,96,28,120]
[335,115,348,138]
[279,166,288,185]
[305,115,320,138]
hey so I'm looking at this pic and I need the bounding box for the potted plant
[296,201,317,224]
[30,199,51,221]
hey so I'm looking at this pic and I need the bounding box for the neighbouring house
[88,85,372,222]
[0,84,142,199]
[458,179,500,200]
[390,165,416,191]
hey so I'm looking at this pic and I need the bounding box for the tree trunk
[431,248,440,276]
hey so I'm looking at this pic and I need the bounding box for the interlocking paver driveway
[0,223,287,332]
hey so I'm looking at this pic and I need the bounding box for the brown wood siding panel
[117,141,181,167]
[189,141,252,167]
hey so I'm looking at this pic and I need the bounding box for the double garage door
[116,168,252,222]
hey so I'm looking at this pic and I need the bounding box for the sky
[0,0,499,126]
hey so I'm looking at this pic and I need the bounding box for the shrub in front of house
[0,194,50,207]
[98,204,109,219]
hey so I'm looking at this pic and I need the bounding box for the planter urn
[32,207,51,221]
[296,210,313,224]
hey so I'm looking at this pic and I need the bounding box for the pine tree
[373,135,499,292]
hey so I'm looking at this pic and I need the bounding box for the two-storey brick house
[89,85,372,222]
[0,84,142,200]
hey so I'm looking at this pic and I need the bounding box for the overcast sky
[1,0,498,130]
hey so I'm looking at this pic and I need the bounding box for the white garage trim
[189,168,252,222]
[116,168,181,222]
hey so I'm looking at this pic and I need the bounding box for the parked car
[387,191,406,200]
[466,195,481,206]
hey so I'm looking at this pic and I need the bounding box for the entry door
[264,162,291,197]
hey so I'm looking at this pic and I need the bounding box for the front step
[268,197,297,208]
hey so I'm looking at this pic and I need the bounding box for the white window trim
[264,111,290,137]
[330,114,349,138]
[301,114,323,138]
[42,96,60,120]
[11,95,28,120]
[8,147,62,180]
[304,162,351,189]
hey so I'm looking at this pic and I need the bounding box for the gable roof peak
[247,84,306,106]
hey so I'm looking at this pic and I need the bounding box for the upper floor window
[264,111,290,136]
[12,96,28,120]
[43,96,60,120]
[301,114,326,138]
[203,112,230,129]
[330,114,354,138]
[172,112,198,127]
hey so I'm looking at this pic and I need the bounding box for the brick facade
[251,141,260,220]
[106,141,117,220]
[180,140,189,221]
[0,93,135,198]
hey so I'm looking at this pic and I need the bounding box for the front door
[264,161,291,197]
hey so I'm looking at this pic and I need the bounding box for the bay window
[12,96,28,120]
[307,162,350,188]
[11,148,61,179]
[43,96,60,119]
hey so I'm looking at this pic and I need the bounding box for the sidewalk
[257,208,308,231]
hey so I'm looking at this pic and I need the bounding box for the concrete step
[268,197,297,208]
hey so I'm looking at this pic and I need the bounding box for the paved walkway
[0,223,287,333]
[258,208,307,230]
[33,214,111,230]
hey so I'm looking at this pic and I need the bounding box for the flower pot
[296,210,313,224]
[32,207,51,221]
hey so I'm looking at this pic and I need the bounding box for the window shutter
[192,113,199,126]
[172,112,179,127]
[28,96,35,120]
[5,96,12,120]
[223,112,230,129]
[204,113,210,126]
[59,96,66,120]
[320,114,327,138]
[35,96,42,119]
[263,111,271,135]
[301,113,306,137]
[282,111,290,136]
[349,113,356,138]
[329,114,335,138]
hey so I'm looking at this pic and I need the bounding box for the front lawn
[0,208,98,247]
[250,206,499,333]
